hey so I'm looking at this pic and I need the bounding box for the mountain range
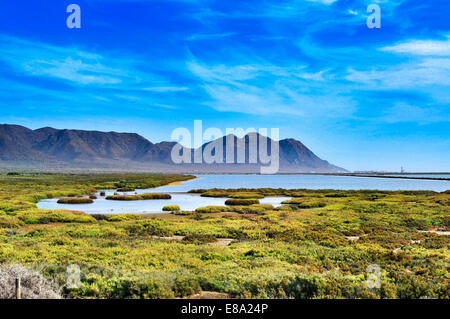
[0,124,346,173]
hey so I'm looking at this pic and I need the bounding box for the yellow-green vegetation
[228,192,264,199]
[57,198,94,204]
[106,193,172,201]
[195,204,274,215]
[281,198,327,208]
[195,206,230,214]
[200,190,230,197]
[199,190,263,199]
[225,199,260,206]
[0,174,449,299]
[116,187,136,192]
[163,205,181,212]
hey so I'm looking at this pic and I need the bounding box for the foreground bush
[163,205,180,212]
[106,193,171,201]
[225,199,260,206]
[195,206,229,214]
[57,198,93,204]
[0,265,61,299]
[17,210,96,224]
[281,198,326,208]
[182,234,218,244]
[231,204,273,214]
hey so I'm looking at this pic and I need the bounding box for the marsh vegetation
[0,173,448,299]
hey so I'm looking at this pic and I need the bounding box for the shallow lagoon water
[37,174,449,214]
[37,187,290,214]
[151,174,450,192]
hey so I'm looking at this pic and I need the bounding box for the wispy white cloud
[0,35,138,86]
[345,58,450,88]
[0,35,193,115]
[381,37,450,56]
[188,59,355,116]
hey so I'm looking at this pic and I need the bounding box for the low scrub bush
[116,187,135,192]
[105,214,141,222]
[201,191,230,197]
[231,204,273,214]
[127,220,173,237]
[276,205,295,211]
[325,193,349,198]
[162,205,180,212]
[182,234,218,244]
[225,199,260,206]
[140,193,171,200]
[281,198,326,208]
[57,198,93,204]
[17,210,96,224]
[105,195,139,201]
[106,193,171,201]
[195,206,229,214]
[228,192,264,199]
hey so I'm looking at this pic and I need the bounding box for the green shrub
[162,205,180,212]
[105,214,141,222]
[127,220,173,237]
[182,234,217,244]
[106,193,171,201]
[0,214,22,228]
[17,210,95,224]
[281,198,326,208]
[173,211,193,216]
[103,276,175,299]
[139,193,172,200]
[195,206,229,214]
[297,202,326,209]
[276,205,295,211]
[105,195,139,201]
[225,199,260,206]
[57,198,94,204]
[200,191,230,197]
[325,193,348,198]
[230,204,273,214]
[116,187,135,192]
[173,275,201,297]
[228,192,264,199]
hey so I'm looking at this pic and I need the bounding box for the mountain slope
[0,124,347,172]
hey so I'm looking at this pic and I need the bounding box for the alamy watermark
[366,264,381,289]
[66,4,81,29]
[170,120,280,174]
[367,4,381,29]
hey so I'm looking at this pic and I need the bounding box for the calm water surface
[37,174,449,214]
[153,174,450,192]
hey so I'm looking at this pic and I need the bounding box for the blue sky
[0,0,449,171]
